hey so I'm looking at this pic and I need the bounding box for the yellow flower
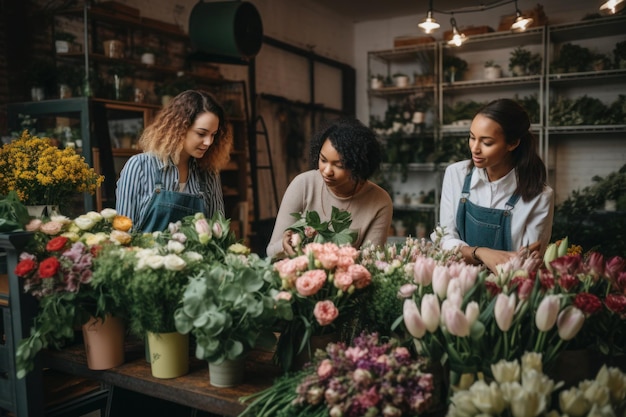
[0,130,104,205]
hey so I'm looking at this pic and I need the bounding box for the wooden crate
[393,36,435,48]
[443,25,494,41]
[498,4,549,31]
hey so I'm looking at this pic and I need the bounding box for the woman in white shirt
[434,98,554,272]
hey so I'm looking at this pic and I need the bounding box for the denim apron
[138,166,207,233]
[455,168,520,251]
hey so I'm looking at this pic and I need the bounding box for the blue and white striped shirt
[115,152,224,230]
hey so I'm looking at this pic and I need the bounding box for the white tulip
[163,254,186,271]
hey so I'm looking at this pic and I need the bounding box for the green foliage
[551,164,626,257]
[0,191,30,232]
[551,43,594,73]
[175,254,291,364]
[549,95,625,126]
[286,206,357,252]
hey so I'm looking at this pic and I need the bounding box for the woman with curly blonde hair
[116,90,232,232]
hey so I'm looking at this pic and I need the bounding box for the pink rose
[317,358,333,379]
[347,264,371,289]
[25,219,42,231]
[317,251,339,271]
[274,258,299,282]
[40,221,63,235]
[304,226,317,239]
[333,271,353,292]
[296,270,327,296]
[274,291,292,302]
[313,300,338,326]
[292,255,310,272]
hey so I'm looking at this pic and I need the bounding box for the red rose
[46,236,69,252]
[484,281,501,297]
[605,294,626,314]
[38,257,60,278]
[14,259,36,277]
[573,292,603,315]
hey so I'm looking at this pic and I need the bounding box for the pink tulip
[494,293,516,332]
[397,283,418,299]
[535,295,560,332]
[413,256,435,286]
[465,301,479,326]
[420,294,440,333]
[557,306,585,341]
[443,306,470,337]
[432,265,451,299]
[403,299,426,338]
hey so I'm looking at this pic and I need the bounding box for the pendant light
[447,16,466,47]
[510,0,533,32]
[418,0,440,34]
[599,0,625,14]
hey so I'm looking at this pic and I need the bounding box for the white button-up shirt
[433,160,554,253]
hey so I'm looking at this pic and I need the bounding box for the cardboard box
[393,36,435,48]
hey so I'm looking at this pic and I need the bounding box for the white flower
[449,390,479,416]
[580,380,610,408]
[82,232,108,246]
[595,366,626,404]
[228,243,250,255]
[172,232,187,243]
[521,369,556,398]
[85,211,104,222]
[559,386,591,417]
[510,387,546,417]
[74,215,96,230]
[163,254,186,271]
[167,240,185,254]
[492,359,521,384]
[140,255,164,270]
[521,352,543,374]
[469,380,506,414]
[50,214,71,224]
[184,251,203,262]
[109,230,132,245]
[61,231,80,242]
[100,208,117,220]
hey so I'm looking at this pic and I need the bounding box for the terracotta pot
[82,315,125,370]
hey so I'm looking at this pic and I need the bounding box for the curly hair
[309,117,382,182]
[138,90,232,173]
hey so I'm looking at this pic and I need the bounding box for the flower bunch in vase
[240,332,436,417]
[0,130,104,209]
[13,208,134,378]
[175,251,292,366]
[271,241,372,371]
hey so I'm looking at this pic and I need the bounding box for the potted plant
[614,40,626,69]
[55,31,76,54]
[483,60,502,80]
[56,64,83,99]
[551,43,594,73]
[370,74,384,89]
[134,45,160,66]
[392,72,409,88]
[175,251,291,387]
[154,73,197,106]
[0,131,103,213]
[509,46,532,76]
[13,208,135,377]
[442,55,468,82]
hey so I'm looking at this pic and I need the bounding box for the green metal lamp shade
[189,1,263,62]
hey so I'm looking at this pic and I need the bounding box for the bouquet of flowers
[13,208,134,378]
[285,207,357,255]
[0,130,104,207]
[271,241,372,371]
[447,351,626,417]
[239,332,436,417]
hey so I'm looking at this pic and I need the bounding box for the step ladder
[250,115,279,220]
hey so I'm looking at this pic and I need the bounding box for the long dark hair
[475,98,547,201]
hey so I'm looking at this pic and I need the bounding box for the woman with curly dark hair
[116,90,232,232]
[266,117,393,258]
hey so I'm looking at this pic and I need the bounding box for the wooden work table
[42,341,280,416]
